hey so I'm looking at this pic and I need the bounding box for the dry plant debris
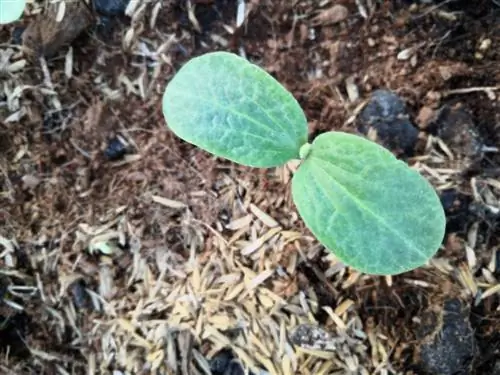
[1,0,500,374]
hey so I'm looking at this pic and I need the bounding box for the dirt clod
[22,1,94,58]
[433,104,484,163]
[418,298,477,375]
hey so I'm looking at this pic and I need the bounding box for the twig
[431,29,452,58]
[70,139,91,159]
[442,85,500,97]
[412,0,457,20]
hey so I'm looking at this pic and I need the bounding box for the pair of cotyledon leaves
[163,51,446,276]
[0,0,26,24]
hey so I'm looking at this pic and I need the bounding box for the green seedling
[162,51,446,276]
[0,0,26,24]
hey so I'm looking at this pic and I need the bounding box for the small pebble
[104,136,128,160]
[433,104,483,161]
[478,38,491,52]
[209,348,252,375]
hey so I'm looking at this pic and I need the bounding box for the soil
[1,0,499,374]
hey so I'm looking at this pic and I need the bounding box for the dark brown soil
[1,0,499,374]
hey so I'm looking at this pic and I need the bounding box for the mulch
[1,0,499,374]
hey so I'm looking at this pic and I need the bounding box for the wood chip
[152,195,187,209]
[249,204,279,228]
[246,269,275,290]
[241,227,282,256]
[226,214,253,230]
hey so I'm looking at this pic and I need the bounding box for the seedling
[0,0,26,24]
[163,51,446,276]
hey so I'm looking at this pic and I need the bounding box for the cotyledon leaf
[292,131,446,275]
[0,0,26,24]
[162,51,308,168]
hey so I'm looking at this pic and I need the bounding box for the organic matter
[2,1,499,373]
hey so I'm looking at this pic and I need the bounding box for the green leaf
[292,132,446,275]
[162,52,308,168]
[0,0,25,24]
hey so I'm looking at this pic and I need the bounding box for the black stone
[209,348,233,375]
[209,348,252,375]
[104,136,128,160]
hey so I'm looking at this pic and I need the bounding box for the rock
[418,298,477,375]
[93,0,130,16]
[104,136,129,160]
[209,348,233,375]
[290,323,337,351]
[209,348,252,375]
[358,89,419,156]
